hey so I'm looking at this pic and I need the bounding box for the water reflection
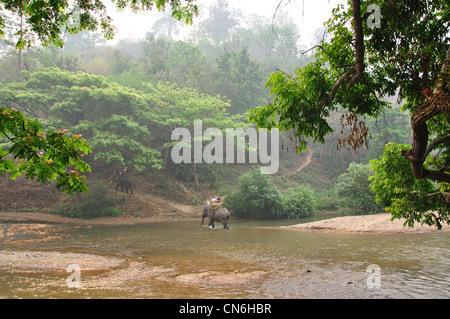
[0,217,449,298]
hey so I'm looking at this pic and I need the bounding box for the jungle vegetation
[0,0,448,226]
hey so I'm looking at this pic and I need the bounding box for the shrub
[224,167,283,219]
[50,183,121,219]
[335,162,382,215]
[282,185,316,218]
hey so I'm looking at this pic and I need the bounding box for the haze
[106,0,344,46]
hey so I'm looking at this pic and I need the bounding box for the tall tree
[248,0,449,227]
[141,82,247,187]
[213,48,267,114]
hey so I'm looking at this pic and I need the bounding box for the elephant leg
[130,185,133,195]
[208,217,215,229]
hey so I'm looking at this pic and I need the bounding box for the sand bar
[281,213,450,233]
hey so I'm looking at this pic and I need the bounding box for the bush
[315,189,338,211]
[335,162,382,215]
[224,167,283,219]
[50,184,121,219]
[282,185,316,218]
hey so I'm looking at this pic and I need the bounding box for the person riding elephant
[113,168,133,194]
[201,203,230,230]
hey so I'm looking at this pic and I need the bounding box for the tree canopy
[0,0,199,193]
[0,0,199,49]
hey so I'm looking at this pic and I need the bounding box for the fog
[106,0,344,47]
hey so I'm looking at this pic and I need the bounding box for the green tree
[237,12,303,75]
[335,162,382,216]
[0,108,91,194]
[141,81,246,186]
[140,33,171,80]
[213,48,266,114]
[194,1,240,58]
[224,166,283,219]
[248,0,449,227]
[166,41,211,91]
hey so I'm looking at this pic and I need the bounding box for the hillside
[0,141,342,222]
[0,136,362,223]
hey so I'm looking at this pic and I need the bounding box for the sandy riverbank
[0,209,201,226]
[0,250,126,272]
[281,213,450,233]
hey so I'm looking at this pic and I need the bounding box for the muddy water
[1,216,449,299]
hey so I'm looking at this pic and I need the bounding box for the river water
[1,215,449,299]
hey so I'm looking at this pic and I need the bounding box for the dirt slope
[0,174,203,225]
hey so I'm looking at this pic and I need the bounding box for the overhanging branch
[316,67,356,113]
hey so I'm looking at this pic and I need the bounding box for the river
[1,215,449,299]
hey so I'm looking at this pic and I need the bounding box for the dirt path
[291,149,313,175]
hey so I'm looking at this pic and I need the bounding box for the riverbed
[1,216,449,299]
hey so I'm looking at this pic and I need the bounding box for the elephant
[201,205,230,230]
[113,169,133,194]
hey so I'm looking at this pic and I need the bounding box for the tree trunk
[162,148,169,174]
[403,48,450,183]
[192,162,199,188]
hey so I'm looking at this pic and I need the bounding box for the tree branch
[316,67,356,114]
[301,45,326,55]
[411,191,450,204]
[347,0,365,87]
[315,0,364,114]
[424,134,450,161]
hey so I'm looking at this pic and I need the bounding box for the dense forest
[0,1,446,225]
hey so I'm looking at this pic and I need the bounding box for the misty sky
[106,0,344,46]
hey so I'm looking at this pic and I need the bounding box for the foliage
[213,48,267,114]
[224,166,318,219]
[0,0,199,195]
[141,81,247,185]
[335,162,382,216]
[281,185,316,218]
[230,12,305,75]
[0,107,91,194]
[50,183,121,219]
[224,167,283,219]
[0,67,162,171]
[365,105,411,161]
[0,0,199,49]
[248,0,449,227]
[370,143,449,229]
